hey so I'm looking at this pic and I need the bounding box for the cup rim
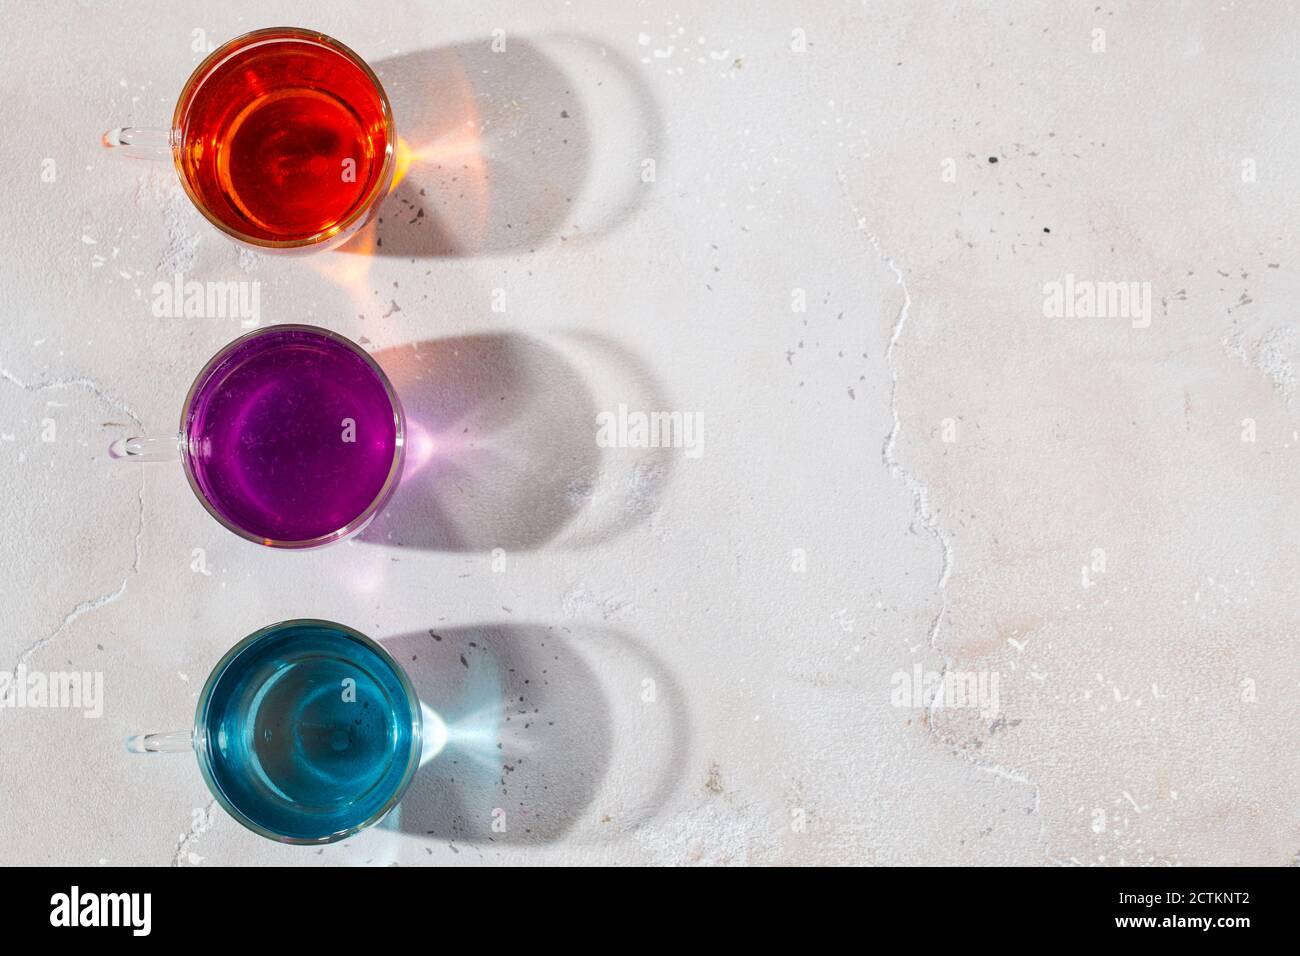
[178,323,405,550]
[171,26,396,250]
[193,619,424,846]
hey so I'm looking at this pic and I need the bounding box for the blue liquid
[199,621,418,842]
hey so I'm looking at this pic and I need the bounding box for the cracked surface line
[9,444,146,672]
[172,798,219,866]
[833,167,952,655]
[0,367,144,429]
[9,360,223,867]
[835,166,1060,863]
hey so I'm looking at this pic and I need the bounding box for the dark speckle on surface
[988,156,998,164]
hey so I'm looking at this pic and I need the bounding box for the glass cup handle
[126,731,194,754]
[101,126,177,160]
[109,433,182,462]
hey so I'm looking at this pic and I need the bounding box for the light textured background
[0,1,1296,866]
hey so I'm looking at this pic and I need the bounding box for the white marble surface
[0,1,1295,865]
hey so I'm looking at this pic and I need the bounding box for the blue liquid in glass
[199,621,417,841]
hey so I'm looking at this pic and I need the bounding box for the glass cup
[128,620,423,844]
[103,27,395,252]
[111,324,405,549]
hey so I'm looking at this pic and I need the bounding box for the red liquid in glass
[177,32,389,244]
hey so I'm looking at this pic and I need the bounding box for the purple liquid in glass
[182,326,402,545]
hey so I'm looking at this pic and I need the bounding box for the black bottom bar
[11,865,1291,941]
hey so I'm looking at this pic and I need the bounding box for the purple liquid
[182,327,402,545]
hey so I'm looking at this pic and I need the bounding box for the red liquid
[177,31,389,244]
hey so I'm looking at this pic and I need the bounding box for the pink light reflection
[401,418,438,480]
